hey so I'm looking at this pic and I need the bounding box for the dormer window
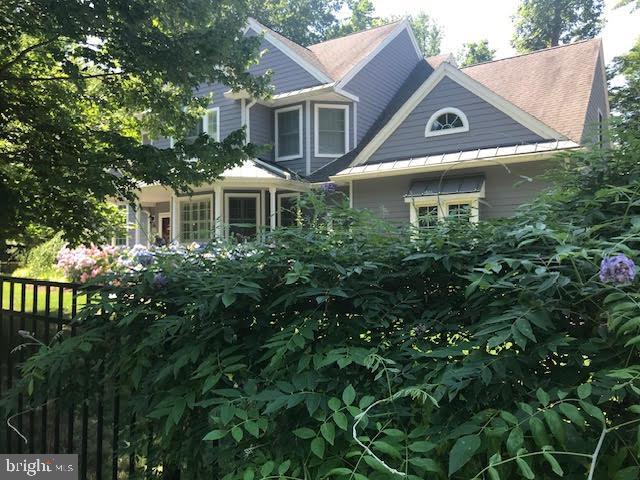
[425,108,469,137]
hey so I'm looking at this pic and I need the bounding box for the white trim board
[246,18,332,84]
[349,62,566,167]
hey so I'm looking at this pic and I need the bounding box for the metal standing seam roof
[333,140,580,177]
[406,175,484,197]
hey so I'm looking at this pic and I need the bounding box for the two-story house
[120,17,609,246]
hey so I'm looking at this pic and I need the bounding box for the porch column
[269,187,277,231]
[170,194,179,243]
[134,205,141,245]
[214,185,223,238]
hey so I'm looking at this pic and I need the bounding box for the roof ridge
[248,17,315,53]
[461,37,600,69]
[308,19,403,48]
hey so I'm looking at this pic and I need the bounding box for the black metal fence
[0,275,136,479]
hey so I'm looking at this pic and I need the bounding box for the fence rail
[0,275,138,479]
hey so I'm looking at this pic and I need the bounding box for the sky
[370,0,640,65]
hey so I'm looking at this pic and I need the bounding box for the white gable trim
[246,18,332,84]
[336,20,421,89]
[350,62,566,166]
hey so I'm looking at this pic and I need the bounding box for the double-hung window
[187,107,220,142]
[315,104,349,157]
[275,105,302,160]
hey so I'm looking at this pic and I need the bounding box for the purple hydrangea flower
[320,182,337,193]
[599,254,636,285]
[131,245,154,266]
[152,272,169,288]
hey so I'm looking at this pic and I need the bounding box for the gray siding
[249,103,274,161]
[343,30,421,144]
[352,161,552,224]
[247,30,322,93]
[581,53,608,146]
[195,82,242,140]
[309,100,355,173]
[369,77,545,163]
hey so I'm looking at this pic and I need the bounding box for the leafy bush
[13,232,66,280]
[6,136,640,479]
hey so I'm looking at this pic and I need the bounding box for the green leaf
[488,466,501,480]
[409,441,435,453]
[311,437,325,459]
[321,422,336,445]
[536,388,550,407]
[577,383,592,399]
[448,435,481,476]
[219,403,235,425]
[544,410,566,446]
[277,460,291,475]
[515,317,536,342]
[516,457,535,479]
[559,403,585,429]
[408,457,441,472]
[325,468,352,477]
[245,420,259,438]
[342,385,356,406]
[507,427,524,455]
[543,451,564,476]
[293,427,315,439]
[579,400,605,425]
[529,417,551,448]
[221,293,236,307]
[260,461,275,477]
[202,429,226,441]
[242,468,255,480]
[359,395,375,409]
[231,426,243,442]
[328,397,342,411]
[372,440,402,459]
[333,411,348,430]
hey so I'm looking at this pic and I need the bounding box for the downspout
[245,99,257,144]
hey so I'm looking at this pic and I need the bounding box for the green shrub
[14,232,66,280]
[6,133,640,479]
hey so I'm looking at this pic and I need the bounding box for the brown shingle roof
[308,21,403,81]
[463,38,602,142]
[426,53,454,69]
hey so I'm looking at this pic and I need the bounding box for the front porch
[121,159,309,246]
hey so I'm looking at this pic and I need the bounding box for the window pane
[277,109,300,158]
[115,205,128,245]
[187,117,204,139]
[180,199,211,242]
[418,205,438,228]
[447,203,471,220]
[432,112,463,131]
[318,108,346,155]
[228,197,258,240]
[207,109,218,141]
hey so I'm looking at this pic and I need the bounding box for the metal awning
[406,175,485,198]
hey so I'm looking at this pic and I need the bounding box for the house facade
[119,18,609,246]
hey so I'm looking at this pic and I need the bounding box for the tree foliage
[248,0,344,46]
[610,38,640,136]
[0,0,269,251]
[6,126,640,479]
[512,0,605,53]
[458,40,496,67]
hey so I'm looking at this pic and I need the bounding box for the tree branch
[0,37,59,75]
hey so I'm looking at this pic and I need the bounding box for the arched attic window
[425,108,469,137]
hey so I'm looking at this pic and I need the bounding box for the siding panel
[581,54,608,145]
[352,161,553,224]
[368,77,545,163]
[249,103,274,161]
[343,30,422,145]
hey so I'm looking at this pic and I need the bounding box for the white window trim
[277,193,301,226]
[314,104,349,158]
[177,193,214,243]
[406,192,482,227]
[224,192,262,238]
[275,105,303,161]
[205,107,220,142]
[425,107,469,138]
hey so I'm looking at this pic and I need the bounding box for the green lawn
[1,281,90,318]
